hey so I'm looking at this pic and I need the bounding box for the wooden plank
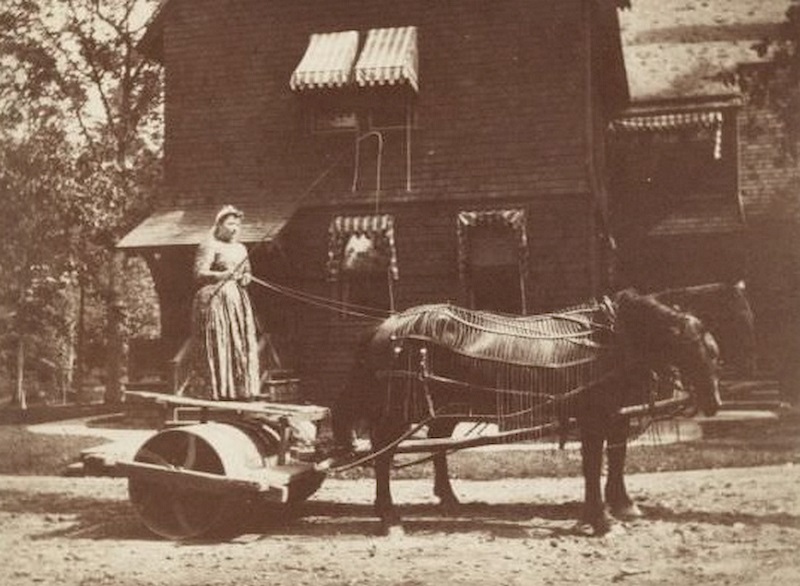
[118,460,274,495]
[720,400,784,411]
[618,394,692,417]
[394,422,561,454]
[124,390,329,422]
[117,460,321,502]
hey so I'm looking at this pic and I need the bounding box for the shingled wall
[151,0,618,401]
[739,102,800,374]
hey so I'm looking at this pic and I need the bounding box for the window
[644,127,733,200]
[609,109,736,201]
[327,215,399,313]
[468,226,524,313]
[291,27,419,192]
[312,107,358,134]
[368,100,415,130]
[457,210,528,314]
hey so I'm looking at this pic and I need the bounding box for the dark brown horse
[651,281,756,375]
[333,290,722,536]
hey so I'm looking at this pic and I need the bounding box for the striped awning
[609,111,723,133]
[609,110,724,160]
[327,214,399,280]
[355,26,419,92]
[330,214,394,237]
[290,30,359,91]
[457,209,527,233]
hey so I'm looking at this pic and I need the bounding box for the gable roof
[620,0,791,101]
[136,0,172,60]
[137,0,634,63]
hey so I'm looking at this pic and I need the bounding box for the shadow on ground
[2,487,798,543]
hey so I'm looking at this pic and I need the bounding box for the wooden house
[607,0,799,377]
[119,0,630,403]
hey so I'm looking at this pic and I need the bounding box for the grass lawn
[0,426,106,476]
[0,409,798,479]
[332,410,800,480]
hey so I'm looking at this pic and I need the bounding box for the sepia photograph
[0,1,798,584]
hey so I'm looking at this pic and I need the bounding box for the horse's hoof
[576,511,615,537]
[572,520,596,537]
[437,495,461,514]
[592,521,613,537]
[609,502,644,521]
[378,523,405,538]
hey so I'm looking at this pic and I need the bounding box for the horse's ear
[613,288,639,306]
[670,314,697,337]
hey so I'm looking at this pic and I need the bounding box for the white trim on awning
[609,110,725,160]
[327,214,399,281]
[355,26,419,91]
[290,30,359,91]
[609,111,722,133]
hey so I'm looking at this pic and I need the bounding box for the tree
[0,0,163,405]
[0,118,81,405]
[740,1,800,404]
[746,1,800,158]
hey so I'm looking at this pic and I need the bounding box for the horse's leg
[372,425,403,535]
[604,415,643,520]
[578,418,613,535]
[428,420,459,510]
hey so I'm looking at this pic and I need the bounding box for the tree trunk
[74,275,86,403]
[105,251,126,404]
[16,337,27,411]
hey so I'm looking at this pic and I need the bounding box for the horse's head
[667,313,722,416]
[653,281,756,376]
[615,289,722,416]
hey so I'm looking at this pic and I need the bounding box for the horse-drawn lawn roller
[108,285,752,539]
[118,372,694,541]
[117,391,329,540]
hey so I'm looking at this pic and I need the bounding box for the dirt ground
[0,464,798,586]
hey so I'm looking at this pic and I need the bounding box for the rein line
[250,275,389,321]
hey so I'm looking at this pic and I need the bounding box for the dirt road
[0,464,798,585]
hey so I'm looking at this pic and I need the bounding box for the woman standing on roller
[188,205,260,400]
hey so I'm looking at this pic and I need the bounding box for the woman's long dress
[188,238,260,400]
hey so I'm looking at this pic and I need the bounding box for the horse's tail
[332,328,381,451]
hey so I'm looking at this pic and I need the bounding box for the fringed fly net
[378,301,619,432]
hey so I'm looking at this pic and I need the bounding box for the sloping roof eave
[136,0,175,62]
[117,203,295,251]
[619,94,744,119]
[595,0,631,114]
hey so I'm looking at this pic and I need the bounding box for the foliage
[0,0,163,404]
[743,1,800,158]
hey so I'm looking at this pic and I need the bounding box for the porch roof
[117,203,292,250]
[648,200,745,237]
[618,0,789,101]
